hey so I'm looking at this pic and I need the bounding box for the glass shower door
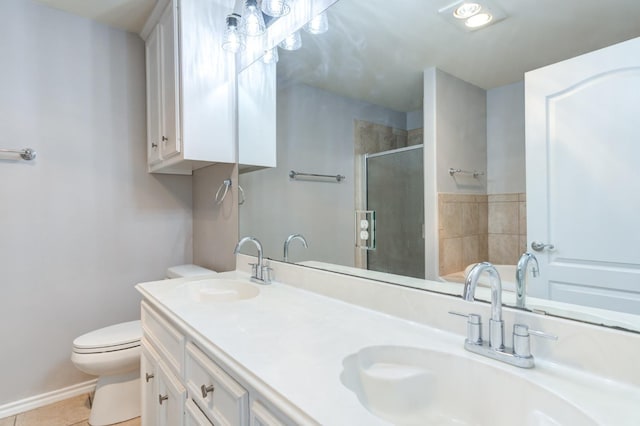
[366,146,424,279]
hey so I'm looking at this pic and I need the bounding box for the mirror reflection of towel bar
[289,170,345,182]
[449,168,484,178]
[0,147,37,161]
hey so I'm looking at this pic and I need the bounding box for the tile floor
[0,394,140,426]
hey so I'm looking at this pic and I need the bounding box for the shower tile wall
[438,194,489,276]
[438,192,526,276]
[488,193,527,265]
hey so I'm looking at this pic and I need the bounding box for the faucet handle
[261,265,273,284]
[449,311,482,345]
[513,324,558,358]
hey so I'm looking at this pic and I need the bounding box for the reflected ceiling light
[222,13,245,53]
[453,2,482,19]
[438,0,506,32]
[279,31,302,50]
[261,0,291,18]
[303,11,328,35]
[240,0,266,37]
[465,12,493,28]
[262,47,279,64]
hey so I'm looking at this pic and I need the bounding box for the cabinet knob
[201,384,214,398]
[145,373,154,383]
[158,394,168,405]
[151,143,158,148]
[162,136,169,141]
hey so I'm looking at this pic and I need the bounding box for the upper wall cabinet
[142,0,235,175]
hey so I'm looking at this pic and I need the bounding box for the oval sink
[187,279,259,302]
[341,345,595,426]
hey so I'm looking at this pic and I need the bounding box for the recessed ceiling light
[465,12,493,28]
[453,3,482,19]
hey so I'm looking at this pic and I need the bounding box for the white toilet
[71,264,216,425]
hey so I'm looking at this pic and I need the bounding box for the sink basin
[341,345,595,426]
[186,279,259,302]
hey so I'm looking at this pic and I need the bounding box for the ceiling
[32,0,157,33]
[32,0,640,112]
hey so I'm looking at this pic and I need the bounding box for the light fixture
[279,31,302,51]
[465,12,493,28]
[240,0,266,37]
[453,2,482,19]
[222,13,245,53]
[438,0,506,32]
[262,47,279,64]
[303,11,328,35]
[261,0,291,18]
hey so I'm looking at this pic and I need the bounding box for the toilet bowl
[72,320,142,426]
[71,264,216,425]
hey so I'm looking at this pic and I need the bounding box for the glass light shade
[261,0,291,18]
[240,0,266,37]
[262,47,279,64]
[278,31,302,51]
[222,14,245,53]
[303,11,328,35]
[465,12,493,28]
[453,3,482,19]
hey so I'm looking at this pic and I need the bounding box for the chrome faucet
[451,261,557,368]
[464,262,504,350]
[283,234,308,262]
[516,252,539,308]
[233,236,271,284]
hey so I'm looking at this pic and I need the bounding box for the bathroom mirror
[239,0,640,331]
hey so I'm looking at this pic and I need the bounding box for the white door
[525,36,640,314]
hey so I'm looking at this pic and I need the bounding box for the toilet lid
[73,320,141,352]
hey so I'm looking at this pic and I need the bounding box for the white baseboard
[0,379,97,419]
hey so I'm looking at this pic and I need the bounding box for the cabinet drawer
[250,401,285,426]
[185,399,213,426]
[142,301,184,376]
[185,342,248,426]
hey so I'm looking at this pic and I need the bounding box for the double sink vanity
[136,255,640,425]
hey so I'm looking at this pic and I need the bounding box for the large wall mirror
[239,0,640,332]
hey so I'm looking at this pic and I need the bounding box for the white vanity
[136,258,640,425]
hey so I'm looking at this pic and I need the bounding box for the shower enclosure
[365,145,424,279]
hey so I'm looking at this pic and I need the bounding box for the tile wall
[438,192,526,277]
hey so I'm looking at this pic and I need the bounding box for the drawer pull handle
[201,384,214,398]
[145,373,154,383]
[159,394,168,405]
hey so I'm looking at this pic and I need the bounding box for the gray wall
[0,0,192,406]
[239,82,405,266]
[486,81,526,194]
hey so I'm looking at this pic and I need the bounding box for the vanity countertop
[136,270,640,425]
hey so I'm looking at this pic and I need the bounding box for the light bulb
[303,11,328,35]
[453,3,482,19]
[241,0,266,37]
[465,12,493,28]
[261,0,291,18]
[222,14,245,53]
[278,31,302,51]
[262,47,279,64]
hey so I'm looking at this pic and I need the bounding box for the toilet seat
[73,320,141,354]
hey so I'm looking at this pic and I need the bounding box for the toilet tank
[166,264,216,279]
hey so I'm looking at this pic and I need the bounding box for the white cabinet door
[158,361,186,426]
[141,342,159,426]
[525,36,640,314]
[158,0,181,160]
[145,26,162,167]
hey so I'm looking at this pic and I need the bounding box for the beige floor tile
[15,394,90,426]
[0,416,16,426]
[116,417,141,426]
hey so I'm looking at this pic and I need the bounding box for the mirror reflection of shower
[362,145,424,279]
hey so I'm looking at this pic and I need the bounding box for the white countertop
[136,270,640,425]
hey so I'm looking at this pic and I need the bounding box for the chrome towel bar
[289,170,345,182]
[0,147,37,161]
